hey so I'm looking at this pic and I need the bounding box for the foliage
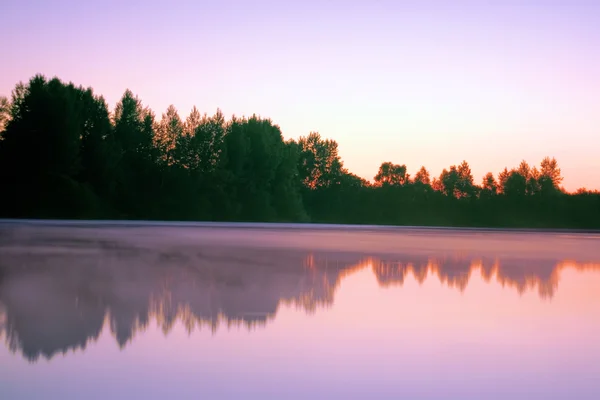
[0,75,598,228]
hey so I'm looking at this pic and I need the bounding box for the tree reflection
[0,236,598,362]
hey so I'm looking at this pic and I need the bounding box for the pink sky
[1,0,599,191]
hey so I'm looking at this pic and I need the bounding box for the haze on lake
[1,222,599,399]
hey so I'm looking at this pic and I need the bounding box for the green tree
[157,105,184,166]
[481,172,498,196]
[77,88,115,209]
[374,162,409,186]
[0,76,103,216]
[1,73,598,229]
[0,96,10,132]
[539,156,563,191]
[497,168,510,194]
[503,170,527,198]
[184,106,202,137]
[516,160,542,195]
[112,90,160,217]
[456,160,475,198]
[114,90,145,154]
[271,139,307,221]
[297,132,344,189]
[437,166,459,197]
[413,166,431,185]
[189,109,226,174]
[1,76,82,179]
[220,115,304,221]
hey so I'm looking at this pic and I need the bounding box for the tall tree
[456,160,475,198]
[186,109,226,174]
[539,156,563,191]
[1,73,598,229]
[219,115,303,221]
[184,106,202,137]
[497,168,510,194]
[175,106,204,169]
[0,96,10,132]
[271,139,307,221]
[1,76,82,179]
[156,105,184,166]
[0,76,96,216]
[78,89,115,203]
[113,90,145,155]
[503,170,527,198]
[413,166,431,185]
[140,107,158,161]
[517,160,531,180]
[516,160,541,195]
[481,172,498,196]
[297,132,344,189]
[374,162,409,186]
[437,166,460,197]
[112,90,159,216]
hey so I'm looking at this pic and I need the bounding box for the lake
[1,221,599,399]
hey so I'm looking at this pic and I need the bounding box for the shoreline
[1,218,599,235]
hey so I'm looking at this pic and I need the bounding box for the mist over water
[1,223,599,399]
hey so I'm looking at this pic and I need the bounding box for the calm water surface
[1,222,599,399]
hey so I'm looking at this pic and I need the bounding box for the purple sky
[1,0,599,190]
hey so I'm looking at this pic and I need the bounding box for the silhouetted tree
[157,105,184,166]
[503,170,527,198]
[110,90,162,217]
[219,115,303,221]
[297,132,344,189]
[184,106,202,137]
[539,157,563,193]
[114,90,145,155]
[374,162,409,186]
[0,76,106,216]
[77,88,115,213]
[456,160,475,198]
[497,168,510,194]
[0,74,598,228]
[517,160,531,181]
[515,160,542,195]
[413,166,431,185]
[0,96,9,132]
[437,167,460,197]
[189,109,226,175]
[481,172,498,196]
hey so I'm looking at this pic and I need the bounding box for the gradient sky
[1,0,599,190]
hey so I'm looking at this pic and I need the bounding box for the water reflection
[0,225,599,363]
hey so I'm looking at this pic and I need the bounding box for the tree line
[0,75,598,228]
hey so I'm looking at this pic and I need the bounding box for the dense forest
[0,75,599,228]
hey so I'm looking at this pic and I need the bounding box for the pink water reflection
[0,224,599,399]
